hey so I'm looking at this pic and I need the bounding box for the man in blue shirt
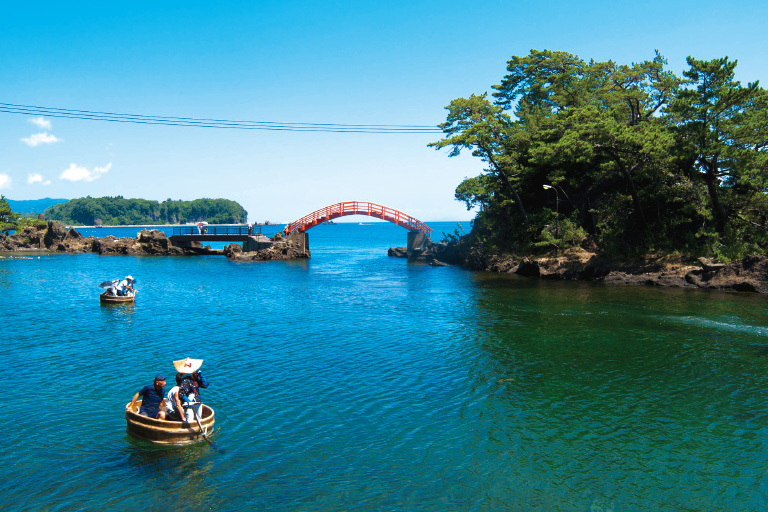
[126,375,167,419]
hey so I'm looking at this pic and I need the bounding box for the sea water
[2,221,768,511]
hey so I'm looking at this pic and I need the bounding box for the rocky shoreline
[390,239,768,294]
[3,221,765,293]
[0,221,309,261]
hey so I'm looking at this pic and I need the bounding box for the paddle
[190,403,222,452]
[192,405,209,441]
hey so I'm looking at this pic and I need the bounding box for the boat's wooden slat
[125,400,215,444]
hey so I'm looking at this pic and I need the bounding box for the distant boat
[323,220,335,225]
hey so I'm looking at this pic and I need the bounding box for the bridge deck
[169,225,263,243]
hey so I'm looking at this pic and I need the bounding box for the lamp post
[543,184,559,240]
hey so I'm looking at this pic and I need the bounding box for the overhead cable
[0,102,442,133]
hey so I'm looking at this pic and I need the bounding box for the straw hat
[173,357,203,373]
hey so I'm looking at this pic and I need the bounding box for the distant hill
[7,198,69,215]
[44,196,248,225]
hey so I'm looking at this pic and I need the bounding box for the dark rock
[224,244,243,258]
[43,221,68,248]
[487,255,516,273]
[388,247,407,258]
[697,257,726,272]
[22,226,45,249]
[134,229,184,255]
[514,259,540,277]
[225,234,310,262]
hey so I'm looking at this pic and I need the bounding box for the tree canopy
[0,195,20,233]
[44,197,248,226]
[431,50,768,260]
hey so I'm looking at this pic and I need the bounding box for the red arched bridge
[286,201,432,238]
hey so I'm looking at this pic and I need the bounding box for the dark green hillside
[44,196,248,225]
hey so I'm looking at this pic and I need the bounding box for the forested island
[42,196,247,225]
[431,50,768,267]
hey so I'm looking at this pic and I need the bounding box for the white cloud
[0,174,11,189]
[60,162,111,182]
[28,173,51,185]
[21,132,60,147]
[29,117,52,130]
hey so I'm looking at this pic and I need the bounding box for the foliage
[0,195,20,233]
[431,49,768,259]
[16,217,48,231]
[440,221,470,244]
[44,196,248,226]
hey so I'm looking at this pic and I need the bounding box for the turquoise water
[2,222,768,511]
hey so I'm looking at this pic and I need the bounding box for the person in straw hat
[116,275,136,297]
[165,358,209,423]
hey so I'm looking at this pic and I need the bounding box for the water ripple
[3,229,768,510]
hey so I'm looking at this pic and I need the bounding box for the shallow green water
[2,222,767,511]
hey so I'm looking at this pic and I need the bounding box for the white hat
[126,275,133,281]
[173,357,203,373]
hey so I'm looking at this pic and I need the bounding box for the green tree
[428,93,529,221]
[670,56,768,236]
[431,49,768,258]
[0,195,20,233]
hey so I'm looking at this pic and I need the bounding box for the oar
[191,403,222,451]
[192,406,209,441]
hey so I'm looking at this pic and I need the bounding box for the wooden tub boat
[100,292,135,304]
[125,400,215,444]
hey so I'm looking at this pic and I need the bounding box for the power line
[0,102,442,134]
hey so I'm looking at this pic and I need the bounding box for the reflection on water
[121,440,215,510]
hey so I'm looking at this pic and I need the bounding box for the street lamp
[543,184,559,240]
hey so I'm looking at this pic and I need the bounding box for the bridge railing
[172,225,261,236]
[287,201,432,237]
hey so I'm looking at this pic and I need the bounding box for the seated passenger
[166,368,209,423]
[126,375,167,419]
[164,379,185,421]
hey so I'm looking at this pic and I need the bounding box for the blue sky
[1,0,766,223]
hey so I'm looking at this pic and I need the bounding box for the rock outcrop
[683,255,768,293]
[1,223,220,256]
[389,238,768,294]
[224,232,310,261]
[2,222,310,262]
[388,238,460,265]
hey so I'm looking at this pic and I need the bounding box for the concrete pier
[243,235,274,252]
[407,230,429,259]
